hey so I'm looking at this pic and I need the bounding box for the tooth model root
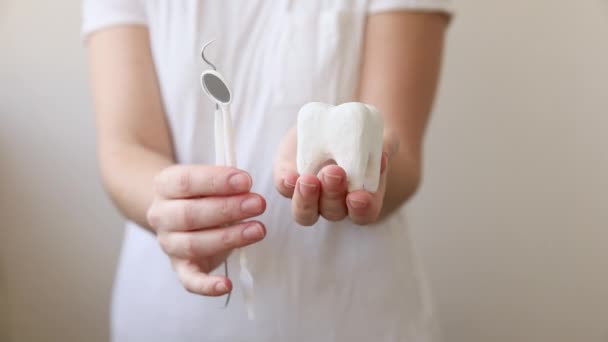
[296,102,384,193]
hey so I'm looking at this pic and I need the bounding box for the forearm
[99,141,173,231]
[357,11,448,218]
[87,26,176,232]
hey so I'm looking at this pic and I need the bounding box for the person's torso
[112,1,435,341]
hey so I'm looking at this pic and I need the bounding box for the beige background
[1,0,607,341]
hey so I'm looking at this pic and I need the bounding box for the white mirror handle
[219,103,236,167]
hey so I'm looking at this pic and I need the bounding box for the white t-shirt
[82,1,452,341]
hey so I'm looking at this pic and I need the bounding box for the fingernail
[323,173,342,187]
[215,282,228,293]
[228,173,251,191]
[283,177,296,189]
[348,198,368,209]
[298,180,318,196]
[241,196,262,214]
[242,223,264,241]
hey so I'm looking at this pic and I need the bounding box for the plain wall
[1,1,123,341]
[409,1,608,341]
[1,1,606,341]
[1,266,8,342]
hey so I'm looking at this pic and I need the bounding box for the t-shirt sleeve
[81,0,147,40]
[368,0,454,15]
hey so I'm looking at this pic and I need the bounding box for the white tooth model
[297,102,384,192]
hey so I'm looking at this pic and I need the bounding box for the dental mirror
[201,71,232,104]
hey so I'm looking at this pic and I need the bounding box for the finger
[291,175,321,226]
[347,153,389,225]
[158,221,266,259]
[318,165,348,221]
[174,261,232,296]
[273,127,299,198]
[148,193,266,231]
[155,165,252,199]
[274,168,298,198]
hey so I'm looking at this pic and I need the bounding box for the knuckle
[156,234,172,254]
[182,235,197,258]
[146,204,162,228]
[220,198,235,220]
[293,199,318,226]
[220,229,235,248]
[177,169,192,195]
[210,172,219,194]
[181,202,197,229]
[295,198,314,211]
[323,189,344,200]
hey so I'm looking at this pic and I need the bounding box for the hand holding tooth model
[274,102,398,226]
[297,102,385,192]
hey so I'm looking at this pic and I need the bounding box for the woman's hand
[147,165,267,296]
[273,127,398,226]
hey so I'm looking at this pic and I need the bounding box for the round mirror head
[201,72,231,104]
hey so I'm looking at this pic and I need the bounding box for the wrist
[379,149,422,218]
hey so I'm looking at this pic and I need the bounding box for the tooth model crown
[296,102,384,192]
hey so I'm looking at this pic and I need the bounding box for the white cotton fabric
[82,1,452,341]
